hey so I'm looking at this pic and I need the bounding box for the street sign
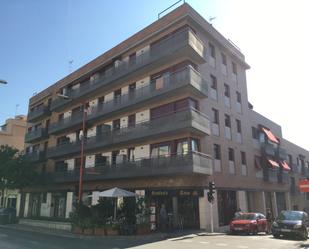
[299,179,309,192]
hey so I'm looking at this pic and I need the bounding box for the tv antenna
[209,16,216,25]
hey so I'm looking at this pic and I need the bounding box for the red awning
[281,161,291,171]
[262,128,279,144]
[299,179,309,192]
[267,158,280,168]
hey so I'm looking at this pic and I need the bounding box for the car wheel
[301,229,308,240]
[273,233,280,238]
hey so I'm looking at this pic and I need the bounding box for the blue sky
[1,0,309,149]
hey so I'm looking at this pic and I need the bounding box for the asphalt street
[0,226,308,249]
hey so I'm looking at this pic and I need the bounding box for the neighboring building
[21,3,308,231]
[0,115,27,208]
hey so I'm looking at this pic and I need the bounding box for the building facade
[0,115,27,208]
[21,3,309,231]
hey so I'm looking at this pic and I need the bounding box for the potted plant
[94,225,106,236]
[105,220,120,236]
[70,202,92,234]
[82,217,94,235]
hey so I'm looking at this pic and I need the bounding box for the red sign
[299,179,309,192]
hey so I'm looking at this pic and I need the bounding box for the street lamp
[57,93,87,203]
[0,79,7,84]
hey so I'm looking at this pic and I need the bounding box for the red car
[230,213,267,234]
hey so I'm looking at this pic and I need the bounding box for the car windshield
[235,214,257,220]
[277,211,303,221]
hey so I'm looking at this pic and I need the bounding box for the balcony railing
[25,127,48,143]
[263,168,278,183]
[48,66,208,135]
[46,108,211,159]
[47,151,213,183]
[290,163,298,173]
[27,105,50,123]
[278,171,290,184]
[261,143,276,157]
[24,151,45,163]
[278,147,287,161]
[50,28,205,111]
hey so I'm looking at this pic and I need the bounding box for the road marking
[216,243,228,246]
[199,241,209,244]
[237,246,249,249]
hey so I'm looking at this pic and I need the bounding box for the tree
[0,145,39,206]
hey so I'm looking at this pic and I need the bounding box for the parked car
[272,210,309,240]
[0,208,17,224]
[230,213,267,235]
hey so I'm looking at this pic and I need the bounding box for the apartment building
[21,3,309,231]
[0,115,27,208]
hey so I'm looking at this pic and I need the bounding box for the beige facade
[0,115,27,208]
[0,115,27,151]
[21,3,308,231]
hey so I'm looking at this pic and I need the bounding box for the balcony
[290,163,298,173]
[261,143,276,157]
[46,108,211,159]
[263,168,278,183]
[27,105,50,123]
[24,151,46,163]
[50,28,205,112]
[48,151,213,183]
[25,128,48,143]
[278,147,288,160]
[49,66,208,135]
[278,171,290,184]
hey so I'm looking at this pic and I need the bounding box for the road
[0,227,308,249]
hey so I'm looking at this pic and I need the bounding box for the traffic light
[207,181,216,203]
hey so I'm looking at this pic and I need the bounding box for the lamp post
[57,94,87,203]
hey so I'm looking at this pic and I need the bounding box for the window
[224,84,230,97]
[236,119,242,133]
[214,144,221,160]
[232,62,237,75]
[288,154,293,165]
[252,127,259,139]
[210,75,217,90]
[95,154,108,166]
[221,53,227,65]
[191,138,199,152]
[151,143,171,158]
[128,114,136,128]
[114,88,121,100]
[209,43,215,58]
[177,140,189,155]
[127,148,135,161]
[224,114,231,127]
[112,119,120,130]
[212,108,219,124]
[228,148,234,161]
[241,151,247,165]
[129,82,136,93]
[236,91,241,103]
[58,113,64,121]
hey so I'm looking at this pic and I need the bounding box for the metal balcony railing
[48,151,213,183]
[46,108,211,159]
[27,105,50,122]
[25,127,48,143]
[261,143,276,157]
[49,65,208,135]
[24,151,45,163]
[50,28,205,111]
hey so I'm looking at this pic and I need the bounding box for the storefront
[217,190,237,226]
[146,189,202,230]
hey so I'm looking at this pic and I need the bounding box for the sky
[0,0,308,149]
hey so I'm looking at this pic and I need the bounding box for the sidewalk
[0,223,225,240]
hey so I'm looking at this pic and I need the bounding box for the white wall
[85,155,95,168]
[65,159,75,171]
[120,116,128,128]
[135,145,150,159]
[104,92,114,102]
[66,133,76,142]
[63,110,72,119]
[136,76,150,89]
[65,192,73,218]
[136,109,150,123]
[87,126,96,137]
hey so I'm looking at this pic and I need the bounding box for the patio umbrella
[98,187,137,220]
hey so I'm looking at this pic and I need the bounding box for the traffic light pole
[210,201,214,233]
